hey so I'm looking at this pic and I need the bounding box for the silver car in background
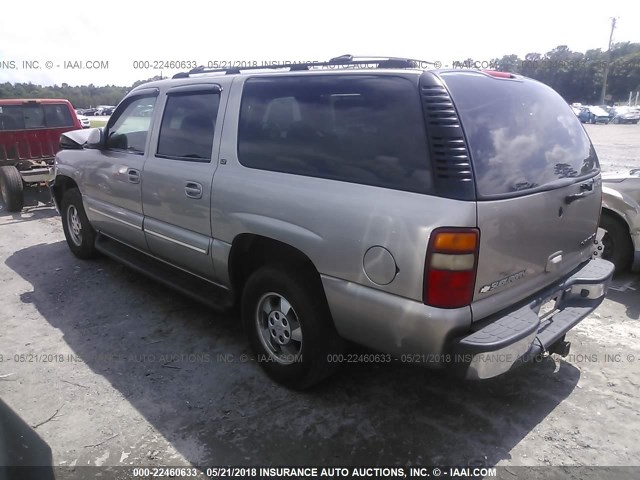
[50,57,614,388]
[600,168,640,272]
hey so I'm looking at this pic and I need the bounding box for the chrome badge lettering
[479,270,526,294]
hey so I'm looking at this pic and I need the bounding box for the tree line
[491,42,640,104]
[0,43,639,106]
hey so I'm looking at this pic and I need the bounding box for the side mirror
[85,128,105,149]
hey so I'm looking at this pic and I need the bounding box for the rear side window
[156,92,219,161]
[0,103,74,130]
[238,75,432,194]
[440,72,599,198]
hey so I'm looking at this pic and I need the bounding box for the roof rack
[172,55,435,79]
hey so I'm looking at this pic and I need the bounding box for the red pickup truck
[0,98,82,212]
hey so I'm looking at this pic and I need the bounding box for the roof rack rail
[172,55,436,79]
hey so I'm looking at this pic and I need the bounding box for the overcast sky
[1,0,638,87]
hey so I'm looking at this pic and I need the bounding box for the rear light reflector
[483,70,515,79]
[424,228,479,309]
[430,253,475,270]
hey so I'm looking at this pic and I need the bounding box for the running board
[94,234,233,311]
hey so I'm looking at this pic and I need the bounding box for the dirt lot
[0,124,639,475]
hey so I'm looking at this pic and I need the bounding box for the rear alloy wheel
[0,166,24,212]
[600,214,633,273]
[61,188,98,259]
[242,266,344,389]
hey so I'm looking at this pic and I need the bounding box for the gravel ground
[0,125,639,477]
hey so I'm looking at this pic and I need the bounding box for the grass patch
[90,119,108,128]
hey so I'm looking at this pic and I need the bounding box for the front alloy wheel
[61,188,98,259]
[66,204,83,246]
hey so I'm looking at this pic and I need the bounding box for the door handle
[185,181,203,199]
[127,168,141,184]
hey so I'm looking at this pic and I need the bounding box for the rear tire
[0,166,24,212]
[241,266,344,389]
[600,213,633,273]
[61,188,98,259]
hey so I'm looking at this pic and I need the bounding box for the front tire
[241,266,344,389]
[61,188,98,259]
[0,166,24,212]
[600,213,633,273]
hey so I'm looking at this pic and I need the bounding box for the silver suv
[51,56,614,388]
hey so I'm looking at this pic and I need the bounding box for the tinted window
[22,104,46,128]
[106,96,156,153]
[238,75,432,194]
[440,72,598,197]
[157,92,219,161]
[43,104,74,127]
[0,104,75,130]
[0,105,25,130]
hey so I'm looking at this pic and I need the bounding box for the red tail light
[423,228,480,309]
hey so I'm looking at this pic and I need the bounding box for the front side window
[106,96,157,153]
[156,92,219,161]
[237,75,432,194]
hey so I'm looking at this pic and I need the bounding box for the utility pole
[600,17,617,105]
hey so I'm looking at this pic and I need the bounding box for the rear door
[141,80,230,281]
[440,71,601,319]
[81,89,158,251]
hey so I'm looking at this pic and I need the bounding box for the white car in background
[610,106,640,124]
[74,110,91,128]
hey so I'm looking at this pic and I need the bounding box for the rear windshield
[238,75,433,194]
[0,103,74,131]
[440,72,599,198]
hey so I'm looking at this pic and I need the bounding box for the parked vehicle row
[575,104,640,124]
[49,58,614,388]
[76,106,116,116]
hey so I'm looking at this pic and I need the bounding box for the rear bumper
[453,258,614,379]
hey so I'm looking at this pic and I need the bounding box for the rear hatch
[0,100,80,163]
[439,71,601,320]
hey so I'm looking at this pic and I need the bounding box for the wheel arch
[228,233,328,307]
[52,175,79,210]
[601,206,630,232]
